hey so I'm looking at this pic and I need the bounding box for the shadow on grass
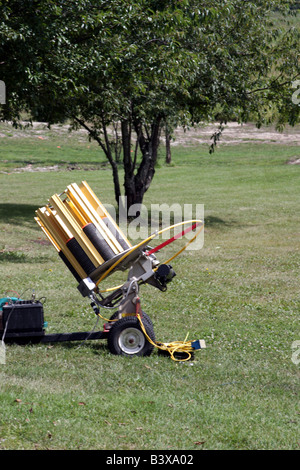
[0,203,38,226]
[0,251,50,263]
[204,215,236,227]
[127,210,236,229]
[41,338,109,355]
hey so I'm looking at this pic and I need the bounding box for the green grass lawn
[0,127,299,450]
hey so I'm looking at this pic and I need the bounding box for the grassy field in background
[0,125,299,450]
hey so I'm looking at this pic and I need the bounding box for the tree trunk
[111,159,122,205]
[122,119,135,208]
[165,125,172,164]
[126,119,161,213]
[75,115,162,217]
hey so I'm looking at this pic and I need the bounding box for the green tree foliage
[0,0,299,208]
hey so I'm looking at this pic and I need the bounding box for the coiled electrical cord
[136,313,195,362]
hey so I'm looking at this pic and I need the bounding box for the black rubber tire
[107,315,155,357]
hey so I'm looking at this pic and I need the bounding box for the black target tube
[82,223,115,261]
[102,217,130,251]
[58,250,82,282]
[66,237,96,275]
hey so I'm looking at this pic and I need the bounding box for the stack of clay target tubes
[34,181,131,285]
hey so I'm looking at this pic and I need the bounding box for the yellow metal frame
[35,181,203,292]
[34,181,132,282]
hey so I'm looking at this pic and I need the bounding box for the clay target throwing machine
[33,181,205,360]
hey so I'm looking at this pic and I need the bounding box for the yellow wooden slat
[68,183,120,253]
[67,183,120,254]
[63,198,87,227]
[53,213,73,240]
[79,180,131,248]
[35,208,86,279]
[34,216,60,251]
[36,207,68,245]
[49,194,104,267]
[79,181,106,215]
[66,184,104,230]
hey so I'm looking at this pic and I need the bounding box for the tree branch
[132,127,141,173]
[73,115,121,204]
[246,74,300,95]
[72,116,108,157]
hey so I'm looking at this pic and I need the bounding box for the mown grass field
[0,124,299,450]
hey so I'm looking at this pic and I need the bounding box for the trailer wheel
[107,316,155,357]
